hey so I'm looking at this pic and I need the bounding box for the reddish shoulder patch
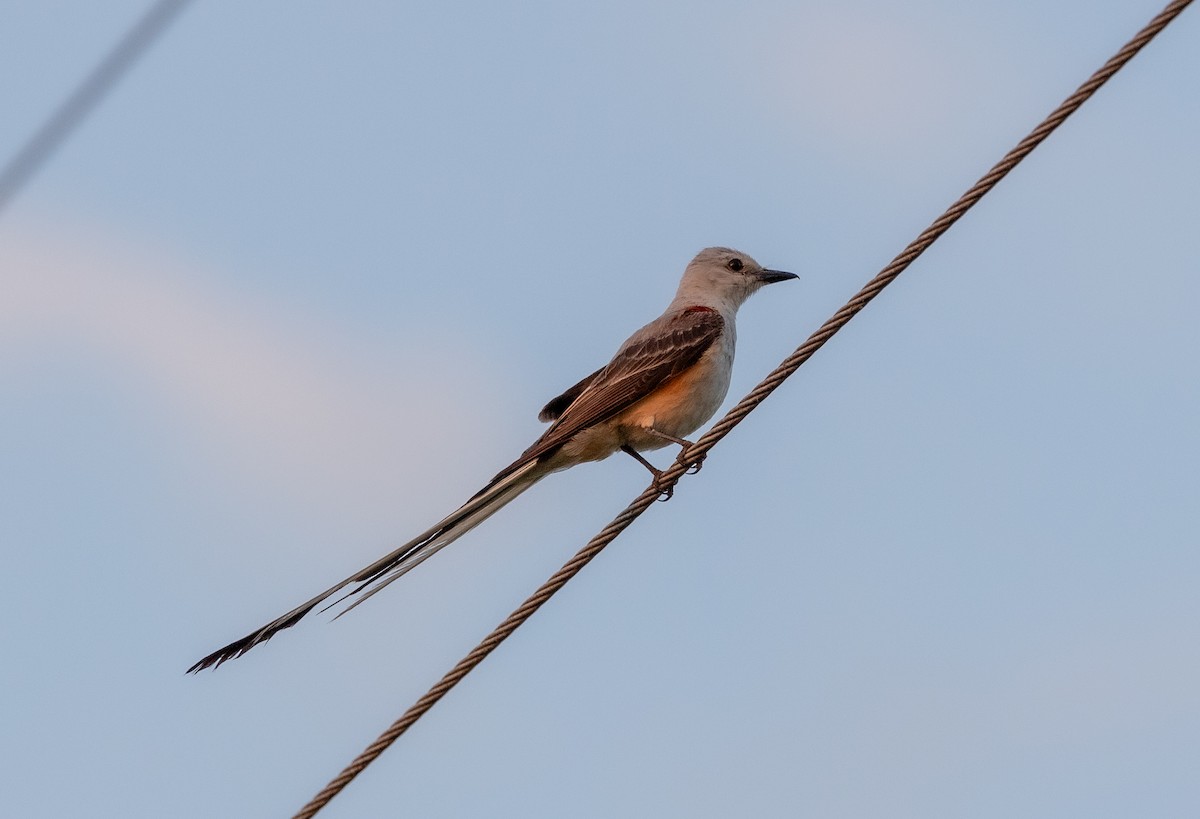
[683,305,717,314]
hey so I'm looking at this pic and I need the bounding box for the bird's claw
[652,474,674,501]
[685,451,706,475]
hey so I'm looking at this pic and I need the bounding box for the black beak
[756,268,798,284]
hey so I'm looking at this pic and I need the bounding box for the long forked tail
[187,459,546,672]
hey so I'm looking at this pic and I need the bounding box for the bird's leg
[620,444,662,478]
[644,428,706,474]
[620,445,674,501]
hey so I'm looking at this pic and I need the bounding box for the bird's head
[675,247,797,312]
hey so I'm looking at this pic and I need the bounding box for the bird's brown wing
[538,367,604,422]
[520,309,724,465]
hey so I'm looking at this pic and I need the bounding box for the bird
[188,247,796,672]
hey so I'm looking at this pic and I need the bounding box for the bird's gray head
[673,247,797,312]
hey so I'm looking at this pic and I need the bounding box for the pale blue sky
[1,2,1198,817]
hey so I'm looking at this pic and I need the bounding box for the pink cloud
[0,219,508,518]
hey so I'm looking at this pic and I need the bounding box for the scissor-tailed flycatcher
[189,247,796,672]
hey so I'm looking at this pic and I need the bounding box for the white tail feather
[335,462,543,615]
[188,458,546,671]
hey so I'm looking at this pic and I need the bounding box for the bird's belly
[614,346,732,447]
[544,342,733,468]
[549,422,626,467]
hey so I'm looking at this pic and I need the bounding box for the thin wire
[0,0,195,216]
[294,1,1193,816]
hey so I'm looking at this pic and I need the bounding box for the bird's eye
[728,258,744,272]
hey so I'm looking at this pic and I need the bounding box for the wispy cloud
[0,219,508,515]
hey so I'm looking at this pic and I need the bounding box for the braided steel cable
[294,2,1193,816]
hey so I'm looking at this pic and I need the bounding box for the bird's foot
[652,474,674,501]
[684,450,707,475]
